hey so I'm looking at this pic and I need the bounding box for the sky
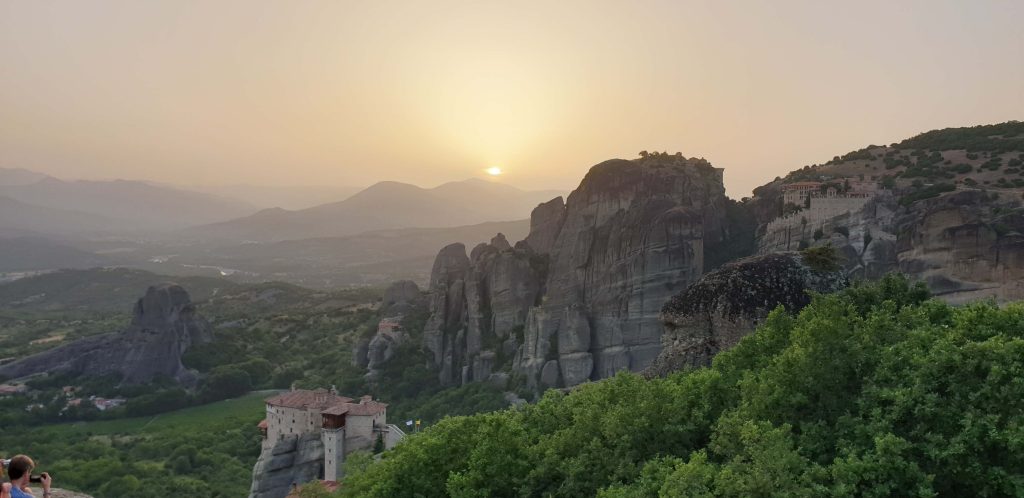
[1,1,1023,198]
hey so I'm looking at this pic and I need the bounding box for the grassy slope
[0,391,275,497]
[38,390,273,437]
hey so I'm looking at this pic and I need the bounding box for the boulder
[645,251,848,378]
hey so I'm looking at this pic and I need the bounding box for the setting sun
[486,166,503,176]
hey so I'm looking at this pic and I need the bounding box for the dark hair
[7,455,34,480]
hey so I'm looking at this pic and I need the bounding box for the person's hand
[1,482,12,498]
[40,472,52,492]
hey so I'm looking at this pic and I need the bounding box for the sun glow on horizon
[486,166,503,176]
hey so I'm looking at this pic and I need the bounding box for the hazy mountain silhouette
[186,183,362,210]
[0,167,52,186]
[0,176,259,231]
[0,196,121,236]
[186,178,563,242]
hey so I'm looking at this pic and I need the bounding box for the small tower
[321,406,348,481]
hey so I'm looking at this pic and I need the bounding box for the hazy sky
[2,1,1022,197]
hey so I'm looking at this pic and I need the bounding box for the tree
[340,275,1024,497]
[199,367,252,403]
[373,432,385,454]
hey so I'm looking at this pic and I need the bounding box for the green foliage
[899,182,956,206]
[826,145,878,165]
[387,382,509,426]
[896,121,1024,153]
[800,244,841,272]
[198,366,252,403]
[125,388,192,417]
[0,391,267,497]
[336,276,1024,497]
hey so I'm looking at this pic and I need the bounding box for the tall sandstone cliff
[0,283,212,385]
[423,155,735,388]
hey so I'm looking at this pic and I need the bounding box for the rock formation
[351,280,426,377]
[645,252,848,378]
[894,190,1024,303]
[423,155,732,388]
[0,283,212,386]
[757,188,1024,304]
[380,279,423,315]
[423,233,545,385]
[248,433,324,498]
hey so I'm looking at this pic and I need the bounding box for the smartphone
[29,475,42,483]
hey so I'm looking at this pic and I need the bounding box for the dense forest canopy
[326,275,1024,497]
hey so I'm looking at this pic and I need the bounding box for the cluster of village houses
[0,382,125,413]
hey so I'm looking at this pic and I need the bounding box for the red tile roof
[344,400,387,416]
[266,389,353,410]
[321,405,350,416]
[258,419,268,429]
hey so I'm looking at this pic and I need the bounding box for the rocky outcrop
[894,189,1024,304]
[0,284,211,386]
[645,252,848,377]
[352,280,427,376]
[366,326,404,373]
[424,233,545,385]
[757,188,1024,304]
[424,155,731,387]
[380,280,423,315]
[249,433,324,498]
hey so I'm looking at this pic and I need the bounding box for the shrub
[800,244,842,272]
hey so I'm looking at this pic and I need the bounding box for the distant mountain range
[185,183,363,211]
[0,167,51,186]
[184,178,563,241]
[0,196,120,236]
[0,174,257,232]
[0,167,562,241]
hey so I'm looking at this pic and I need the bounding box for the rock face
[645,252,848,377]
[423,233,545,385]
[352,280,426,376]
[0,284,212,386]
[249,433,324,498]
[423,155,731,387]
[380,280,423,315]
[757,188,1024,304]
[894,190,1024,304]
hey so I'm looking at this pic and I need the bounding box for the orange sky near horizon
[1,0,1022,198]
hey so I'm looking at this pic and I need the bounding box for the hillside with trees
[325,276,1024,497]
